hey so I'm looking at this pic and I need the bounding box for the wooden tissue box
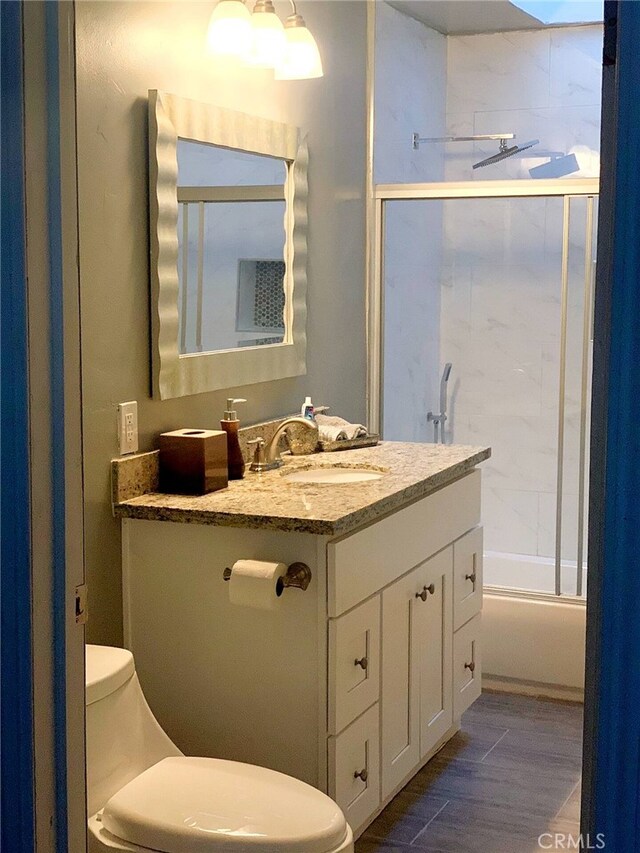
[159,429,228,495]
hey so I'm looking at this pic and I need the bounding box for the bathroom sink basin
[284,467,385,485]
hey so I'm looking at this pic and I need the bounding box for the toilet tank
[85,645,182,817]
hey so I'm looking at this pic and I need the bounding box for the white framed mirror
[149,90,308,399]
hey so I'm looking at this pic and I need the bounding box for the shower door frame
[368,177,600,598]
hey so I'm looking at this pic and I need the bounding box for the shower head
[472,138,540,170]
[442,362,452,382]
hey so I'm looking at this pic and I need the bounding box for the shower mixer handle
[427,410,445,445]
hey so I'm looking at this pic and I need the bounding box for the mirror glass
[176,139,289,354]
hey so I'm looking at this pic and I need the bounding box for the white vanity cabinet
[122,468,484,838]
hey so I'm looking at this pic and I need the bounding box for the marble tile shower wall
[441,196,593,562]
[375,14,601,562]
[374,2,447,186]
[440,24,602,561]
[384,200,444,441]
[374,3,447,439]
[445,26,603,181]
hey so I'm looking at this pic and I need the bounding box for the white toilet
[86,644,354,853]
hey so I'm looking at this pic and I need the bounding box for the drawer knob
[415,583,435,601]
[465,661,476,673]
[465,571,477,584]
[354,768,368,783]
[354,656,368,670]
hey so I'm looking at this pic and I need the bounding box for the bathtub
[482,551,587,699]
[484,550,588,596]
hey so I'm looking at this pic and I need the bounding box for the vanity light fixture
[206,0,253,58]
[246,0,286,68]
[275,3,323,80]
[206,0,323,79]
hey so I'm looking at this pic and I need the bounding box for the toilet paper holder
[223,562,312,596]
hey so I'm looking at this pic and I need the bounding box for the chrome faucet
[249,417,318,472]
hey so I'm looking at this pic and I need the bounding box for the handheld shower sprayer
[428,363,453,445]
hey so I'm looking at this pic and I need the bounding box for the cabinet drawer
[453,527,483,631]
[328,704,380,834]
[329,597,380,734]
[453,614,482,719]
[328,470,481,617]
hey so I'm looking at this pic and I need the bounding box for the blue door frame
[1,2,36,850]
[1,2,68,851]
[1,1,640,850]
[582,1,640,848]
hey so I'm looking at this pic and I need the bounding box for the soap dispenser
[220,398,246,480]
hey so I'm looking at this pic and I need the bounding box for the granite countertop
[113,441,491,536]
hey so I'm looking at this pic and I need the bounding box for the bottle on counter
[301,396,315,420]
[220,398,247,480]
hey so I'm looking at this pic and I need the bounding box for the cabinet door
[381,566,421,799]
[415,548,453,759]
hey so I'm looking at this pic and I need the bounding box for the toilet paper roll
[227,560,287,610]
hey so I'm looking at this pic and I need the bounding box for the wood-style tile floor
[355,692,583,853]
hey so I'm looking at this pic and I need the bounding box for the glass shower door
[381,192,597,598]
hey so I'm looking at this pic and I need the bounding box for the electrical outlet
[118,401,138,455]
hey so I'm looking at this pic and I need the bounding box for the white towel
[315,414,368,442]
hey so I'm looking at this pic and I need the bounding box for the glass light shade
[275,23,323,80]
[206,0,252,57]
[247,9,286,68]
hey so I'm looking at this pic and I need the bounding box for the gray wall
[441,25,602,582]
[76,0,368,644]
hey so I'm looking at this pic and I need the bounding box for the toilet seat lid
[102,756,349,853]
